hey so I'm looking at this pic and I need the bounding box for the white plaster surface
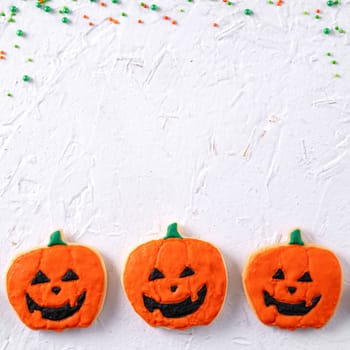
[1,0,350,349]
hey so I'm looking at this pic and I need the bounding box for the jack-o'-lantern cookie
[243,228,342,330]
[122,223,227,329]
[7,230,107,331]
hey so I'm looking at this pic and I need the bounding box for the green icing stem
[48,230,67,247]
[164,223,183,239]
[288,228,304,245]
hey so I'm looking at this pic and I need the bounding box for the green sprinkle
[227,1,232,5]
[10,6,17,13]
[140,2,144,5]
[339,28,345,33]
[7,93,12,97]
[14,44,19,48]
[327,0,333,6]
[323,27,331,34]
[268,0,273,3]
[121,12,127,16]
[22,75,30,82]
[326,52,332,56]
[36,3,42,8]
[303,11,309,15]
[244,8,252,15]
[8,17,15,22]
[332,60,337,64]
[62,16,69,23]
[44,6,52,12]
[150,4,157,10]
[16,29,24,36]
[334,73,340,77]
[0,12,5,16]
[334,0,339,4]
[27,57,33,62]
[179,8,184,12]
[90,0,96,2]
[188,0,193,2]
[315,14,320,19]
[63,7,70,14]
[112,0,118,3]
[335,25,339,30]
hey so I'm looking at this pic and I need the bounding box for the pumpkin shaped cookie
[122,223,227,329]
[243,228,342,330]
[7,230,107,331]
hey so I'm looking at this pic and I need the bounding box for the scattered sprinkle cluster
[0,0,347,97]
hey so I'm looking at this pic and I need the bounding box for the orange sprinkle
[0,56,5,60]
[108,17,113,22]
[138,19,143,24]
[223,0,227,2]
[213,22,219,27]
[315,9,321,13]
[171,20,177,25]
[89,22,94,26]
[100,2,106,6]
[143,3,148,8]
[0,50,6,55]
[112,19,119,24]
[163,15,169,20]
[83,15,89,19]
[276,0,283,5]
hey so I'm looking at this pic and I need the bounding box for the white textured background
[1,0,350,349]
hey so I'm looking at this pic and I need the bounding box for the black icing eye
[61,269,79,282]
[298,272,313,282]
[272,268,285,280]
[31,270,50,285]
[180,266,195,278]
[149,268,165,281]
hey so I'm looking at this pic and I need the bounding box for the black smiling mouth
[26,291,86,321]
[143,284,207,318]
[263,290,322,316]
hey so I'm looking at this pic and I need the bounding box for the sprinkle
[244,8,252,15]
[62,17,69,23]
[315,9,321,13]
[326,52,332,56]
[150,4,157,10]
[27,57,33,62]
[223,0,227,3]
[108,17,113,21]
[327,0,333,6]
[0,56,5,60]
[14,44,19,48]
[213,22,219,27]
[83,15,89,19]
[8,17,15,23]
[10,6,17,13]
[22,75,30,82]
[323,27,331,34]
[44,6,52,12]
[121,12,127,16]
[335,26,339,30]
[332,60,337,64]
[112,0,119,3]
[7,93,12,97]
[138,19,143,23]
[179,8,184,12]
[112,19,119,24]
[100,2,107,7]
[0,50,6,55]
[89,21,93,26]
[1,11,6,16]
[315,15,320,19]
[163,15,169,20]
[16,29,24,37]
[334,73,340,77]
[227,1,232,5]
[276,0,283,6]
[339,29,345,33]
[171,19,177,25]
[63,6,70,14]
[303,11,309,15]
[36,2,42,8]
[140,2,145,6]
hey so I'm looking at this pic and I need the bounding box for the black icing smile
[263,290,321,316]
[143,284,207,318]
[25,291,86,321]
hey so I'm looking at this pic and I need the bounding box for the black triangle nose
[288,286,297,294]
[52,286,61,295]
[170,285,178,292]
